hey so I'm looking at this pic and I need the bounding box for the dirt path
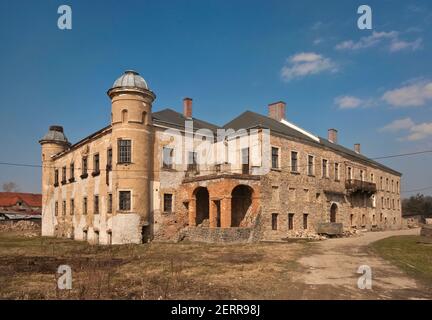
[284,228,432,299]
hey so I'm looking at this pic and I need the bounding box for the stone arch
[330,203,338,223]
[231,184,253,227]
[193,187,209,226]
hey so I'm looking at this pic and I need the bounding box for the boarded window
[107,194,112,213]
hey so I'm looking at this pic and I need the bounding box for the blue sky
[0,0,431,196]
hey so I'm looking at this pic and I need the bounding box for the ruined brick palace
[39,70,402,244]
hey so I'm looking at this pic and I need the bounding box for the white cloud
[382,81,432,107]
[380,118,432,141]
[313,38,324,45]
[280,52,337,81]
[334,96,363,109]
[335,30,422,52]
[390,38,422,52]
[405,122,432,141]
[379,118,415,132]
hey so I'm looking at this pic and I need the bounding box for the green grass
[371,235,432,287]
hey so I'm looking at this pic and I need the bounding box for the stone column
[220,197,232,228]
[188,199,196,226]
[209,198,218,228]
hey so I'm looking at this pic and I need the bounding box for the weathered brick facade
[39,70,402,245]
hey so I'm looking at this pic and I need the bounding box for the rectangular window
[94,195,99,214]
[335,163,339,181]
[70,162,75,181]
[288,213,294,230]
[83,197,87,215]
[62,166,67,184]
[271,213,278,230]
[118,139,132,164]
[81,157,88,177]
[163,147,174,169]
[397,181,399,194]
[271,147,279,169]
[187,151,198,171]
[322,159,328,177]
[303,214,308,229]
[381,197,384,209]
[93,153,100,175]
[307,155,314,176]
[380,177,383,190]
[55,201,58,216]
[241,148,249,174]
[119,191,131,211]
[360,170,364,181]
[70,199,74,215]
[62,200,66,216]
[107,194,112,213]
[163,193,173,213]
[391,180,394,193]
[54,169,59,186]
[107,148,112,169]
[291,151,298,172]
[348,167,352,180]
[370,173,374,182]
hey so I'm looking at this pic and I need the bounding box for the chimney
[328,128,338,144]
[268,101,286,121]
[354,143,361,154]
[183,97,193,118]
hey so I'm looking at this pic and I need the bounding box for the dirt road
[285,228,432,299]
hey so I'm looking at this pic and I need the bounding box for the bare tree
[2,182,19,192]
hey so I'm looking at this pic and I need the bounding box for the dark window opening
[271,147,279,169]
[119,191,131,211]
[271,213,278,230]
[164,193,173,213]
[118,139,132,164]
[288,213,294,230]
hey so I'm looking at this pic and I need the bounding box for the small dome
[39,125,70,145]
[112,70,148,90]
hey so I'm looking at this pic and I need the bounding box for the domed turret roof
[111,70,148,90]
[39,126,70,145]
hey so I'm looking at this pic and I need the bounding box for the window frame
[118,190,132,212]
[118,139,132,164]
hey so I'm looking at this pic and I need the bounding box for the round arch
[193,187,209,225]
[330,203,338,223]
[231,185,254,227]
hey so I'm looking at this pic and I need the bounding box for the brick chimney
[183,97,193,118]
[268,101,286,121]
[354,143,361,154]
[328,129,338,144]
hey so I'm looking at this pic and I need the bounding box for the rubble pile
[0,220,41,236]
[285,230,328,240]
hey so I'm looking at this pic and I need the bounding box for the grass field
[0,232,309,300]
[371,235,432,287]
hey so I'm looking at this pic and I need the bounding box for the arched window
[121,109,128,123]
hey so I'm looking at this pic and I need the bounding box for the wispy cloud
[379,118,415,132]
[334,95,376,110]
[335,30,423,52]
[382,81,432,107]
[280,52,337,82]
[380,118,432,141]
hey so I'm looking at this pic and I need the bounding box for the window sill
[117,162,132,165]
[162,167,176,172]
[163,211,174,215]
[308,174,315,178]
[68,178,75,183]
[270,168,281,172]
[80,173,88,179]
[290,171,300,175]
[61,181,67,185]
[92,171,100,177]
[54,183,59,187]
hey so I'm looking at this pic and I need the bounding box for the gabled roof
[0,192,42,207]
[152,108,221,132]
[224,110,401,176]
